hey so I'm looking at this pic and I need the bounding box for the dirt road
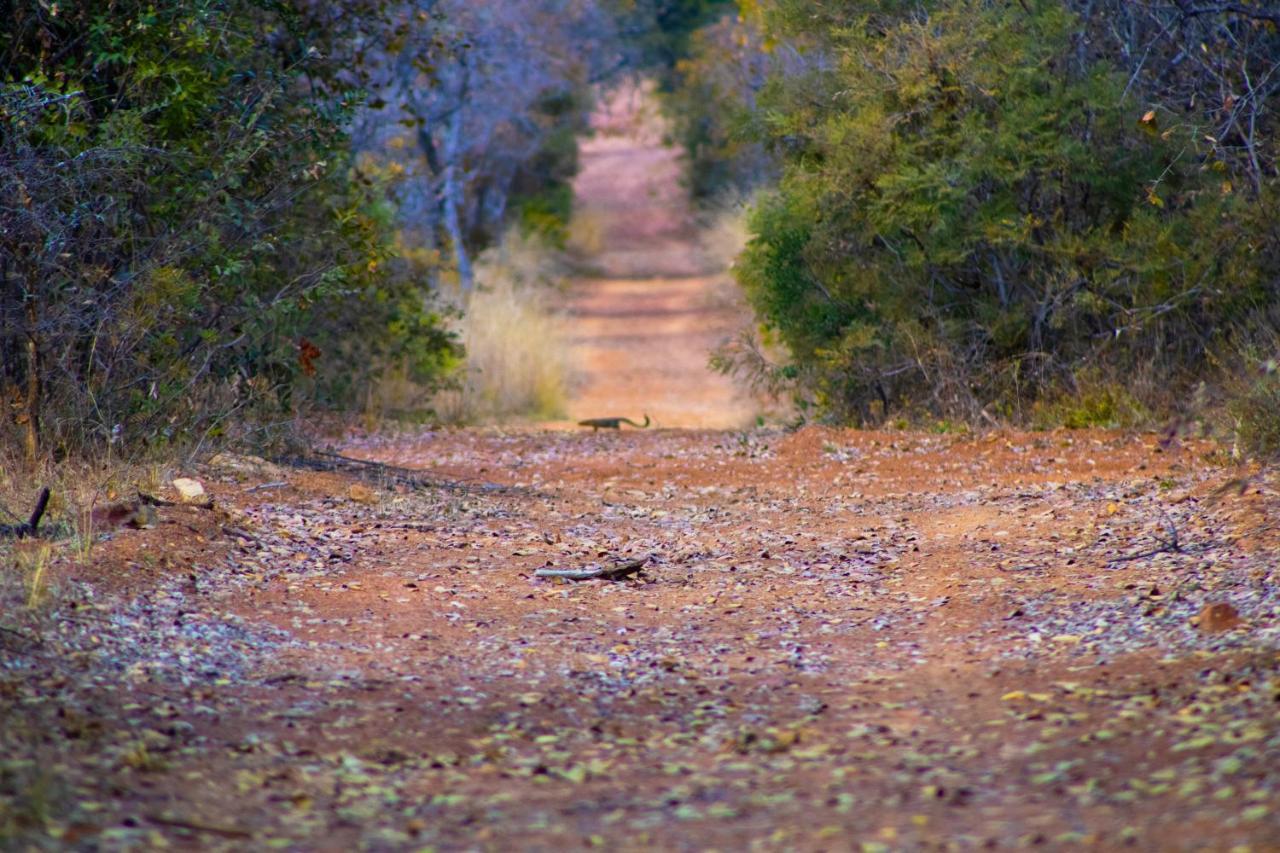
[6,428,1278,850]
[559,84,757,429]
[3,89,1279,851]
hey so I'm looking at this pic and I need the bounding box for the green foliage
[724,0,1279,425]
[516,184,575,246]
[508,89,591,245]
[619,0,739,87]
[1,0,458,457]
[663,14,776,199]
[1031,382,1149,430]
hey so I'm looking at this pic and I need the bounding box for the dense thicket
[615,0,739,87]
[675,0,1280,439]
[1,0,648,460]
[0,0,467,460]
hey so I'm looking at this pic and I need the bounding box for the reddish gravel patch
[553,83,758,430]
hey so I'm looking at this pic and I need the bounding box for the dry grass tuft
[698,192,752,273]
[565,209,606,260]
[434,232,571,423]
[0,451,172,615]
[1220,319,1280,461]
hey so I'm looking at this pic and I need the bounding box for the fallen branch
[535,555,650,581]
[222,525,262,546]
[245,481,289,493]
[0,487,51,539]
[285,450,527,497]
[144,813,252,839]
[1107,507,1183,566]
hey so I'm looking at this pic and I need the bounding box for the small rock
[1196,602,1242,633]
[348,484,378,505]
[171,478,206,502]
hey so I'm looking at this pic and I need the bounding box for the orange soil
[556,83,758,429]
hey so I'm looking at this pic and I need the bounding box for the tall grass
[0,451,173,617]
[434,232,571,423]
[565,209,606,261]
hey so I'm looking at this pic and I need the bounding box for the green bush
[0,0,458,460]
[724,0,1278,425]
[663,15,777,200]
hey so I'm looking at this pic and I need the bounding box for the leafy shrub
[0,0,458,461]
[664,15,779,200]
[716,0,1280,426]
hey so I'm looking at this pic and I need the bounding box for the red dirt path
[556,83,758,430]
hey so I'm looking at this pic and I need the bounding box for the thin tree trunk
[23,297,39,464]
[441,107,473,294]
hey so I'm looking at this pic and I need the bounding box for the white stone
[172,477,206,501]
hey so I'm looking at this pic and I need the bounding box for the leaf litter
[1,428,1278,850]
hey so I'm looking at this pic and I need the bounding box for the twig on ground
[535,555,650,581]
[245,481,289,493]
[283,450,528,497]
[139,491,215,510]
[144,813,252,839]
[222,525,262,546]
[1106,507,1210,565]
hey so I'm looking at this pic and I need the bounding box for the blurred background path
[557,83,759,429]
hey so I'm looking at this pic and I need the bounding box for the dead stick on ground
[245,481,289,493]
[139,491,214,510]
[144,814,252,839]
[535,555,651,581]
[223,525,262,545]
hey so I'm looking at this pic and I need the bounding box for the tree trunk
[441,107,474,295]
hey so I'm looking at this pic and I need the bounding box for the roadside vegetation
[1,0,459,465]
[1,0,695,469]
[432,233,572,424]
[3,4,1280,850]
[666,0,1280,455]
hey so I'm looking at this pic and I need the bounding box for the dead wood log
[535,555,650,581]
[285,450,526,497]
[0,487,50,539]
